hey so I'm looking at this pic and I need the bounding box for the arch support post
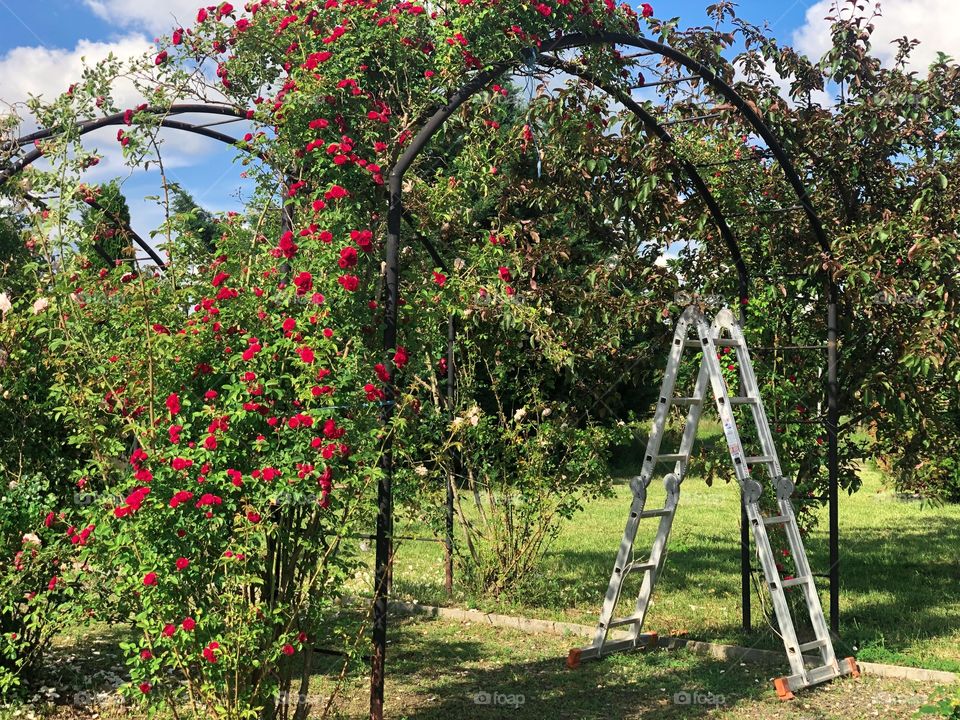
[827,296,840,633]
[370,171,402,720]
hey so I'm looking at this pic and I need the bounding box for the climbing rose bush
[4,0,653,714]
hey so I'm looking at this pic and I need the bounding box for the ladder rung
[763,515,790,526]
[607,614,644,628]
[745,455,775,464]
[728,396,758,405]
[798,638,828,652]
[781,575,812,588]
[638,509,672,519]
[805,664,841,684]
[712,338,741,347]
[672,397,703,406]
[683,339,704,348]
[656,454,687,462]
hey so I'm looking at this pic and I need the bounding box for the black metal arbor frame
[0,30,843,720]
[375,30,843,720]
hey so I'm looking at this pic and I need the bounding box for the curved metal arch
[382,30,838,378]
[1,106,266,185]
[0,105,274,268]
[9,103,247,148]
[372,32,843,718]
[537,52,749,301]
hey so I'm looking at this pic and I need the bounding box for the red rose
[324,185,349,200]
[337,274,359,292]
[171,457,192,471]
[303,51,333,69]
[182,617,196,631]
[140,649,153,660]
[162,623,176,637]
[155,51,168,66]
[202,641,219,663]
[641,3,653,17]
[281,643,295,656]
[298,347,315,364]
[293,271,313,296]
[247,511,262,523]
[432,271,447,287]
[338,246,358,268]
[393,346,409,369]
[139,682,151,694]
[350,229,374,252]
[175,557,189,571]
[166,393,181,416]
[143,572,158,586]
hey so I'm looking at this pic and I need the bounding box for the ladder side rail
[629,475,680,640]
[719,311,838,669]
[628,360,714,637]
[592,308,703,651]
[592,491,647,649]
[638,308,703,486]
[697,314,809,681]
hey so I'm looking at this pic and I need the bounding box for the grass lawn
[17,614,957,719]
[378,448,960,672]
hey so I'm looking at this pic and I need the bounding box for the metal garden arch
[373,30,843,720]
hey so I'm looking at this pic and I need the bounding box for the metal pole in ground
[370,171,401,720]
[445,315,457,598]
[738,287,751,633]
[827,297,840,633]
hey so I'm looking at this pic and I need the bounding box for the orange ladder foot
[774,677,795,701]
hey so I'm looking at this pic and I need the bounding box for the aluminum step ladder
[567,306,859,699]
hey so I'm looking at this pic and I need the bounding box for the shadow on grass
[373,619,782,720]
[522,512,960,667]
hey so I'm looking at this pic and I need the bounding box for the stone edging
[384,600,959,685]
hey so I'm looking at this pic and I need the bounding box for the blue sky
[0,0,955,250]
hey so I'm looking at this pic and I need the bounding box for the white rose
[0,292,11,317]
[32,297,49,314]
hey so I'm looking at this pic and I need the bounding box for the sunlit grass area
[372,439,960,672]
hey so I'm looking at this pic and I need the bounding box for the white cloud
[82,0,202,35]
[793,0,960,71]
[0,34,153,116]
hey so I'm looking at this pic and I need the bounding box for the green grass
[378,446,960,672]
[22,614,955,720]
